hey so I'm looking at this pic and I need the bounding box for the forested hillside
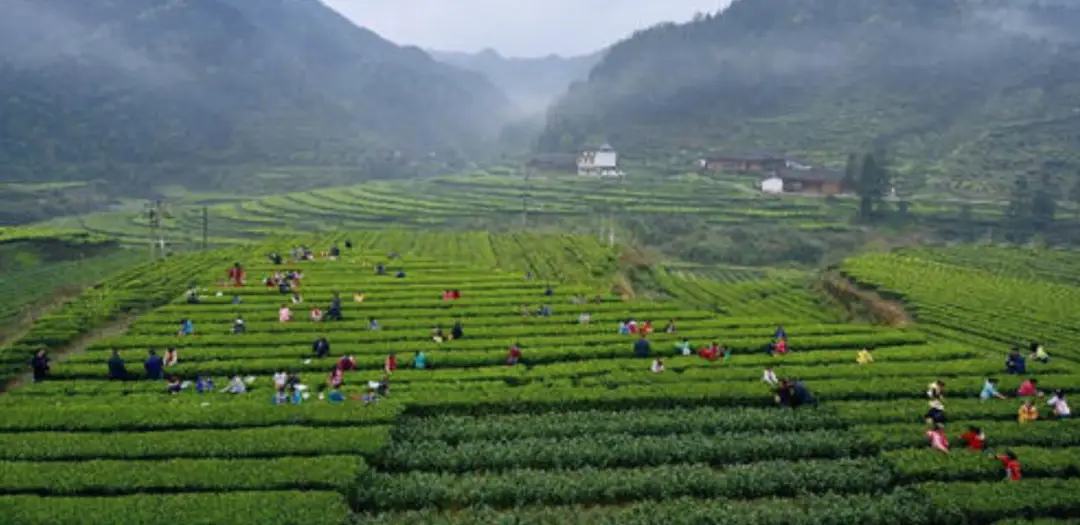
[0,0,512,190]
[540,0,1080,195]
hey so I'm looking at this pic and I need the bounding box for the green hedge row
[357,459,893,510]
[167,287,606,305]
[0,456,363,496]
[178,292,593,311]
[0,425,389,461]
[922,478,1080,523]
[11,350,1002,399]
[116,322,870,350]
[378,430,873,473]
[1,490,349,525]
[128,307,714,332]
[126,317,858,342]
[48,334,926,380]
[394,399,1072,445]
[85,325,907,350]
[0,399,400,432]
[992,520,1080,525]
[208,274,544,288]
[54,343,980,380]
[888,446,1080,483]
[393,406,845,443]
[396,375,1080,416]
[354,490,939,525]
[153,295,623,320]
[579,360,1070,387]
[858,419,1080,450]
[153,300,715,321]
[834,398,1067,425]
[23,366,1042,415]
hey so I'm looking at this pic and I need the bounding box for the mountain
[430,48,602,115]
[0,0,513,190]
[540,0,1080,196]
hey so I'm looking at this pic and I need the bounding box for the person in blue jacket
[144,349,164,380]
[1006,348,1026,374]
[108,350,128,380]
[634,333,652,358]
[774,325,787,340]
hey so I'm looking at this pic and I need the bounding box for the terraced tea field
[842,246,1080,361]
[12,171,1015,249]
[2,233,1079,524]
[0,250,144,334]
[650,264,839,321]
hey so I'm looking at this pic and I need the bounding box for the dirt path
[2,315,136,393]
[818,271,912,326]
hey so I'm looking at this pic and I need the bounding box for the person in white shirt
[763,367,779,387]
[650,358,665,373]
[579,312,591,325]
[225,375,247,394]
[272,369,288,390]
[1048,390,1071,419]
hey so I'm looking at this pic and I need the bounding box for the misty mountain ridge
[541,0,1080,195]
[0,0,513,189]
[430,48,603,115]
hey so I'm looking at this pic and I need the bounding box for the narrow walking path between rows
[2,315,136,393]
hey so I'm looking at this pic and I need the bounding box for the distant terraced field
[8,171,1015,250]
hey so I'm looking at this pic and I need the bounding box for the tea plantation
[2,233,1079,525]
[15,171,1013,248]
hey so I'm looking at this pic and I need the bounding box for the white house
[760,176,784,194]
[577,143,623,177]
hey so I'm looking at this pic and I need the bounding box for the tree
[1030,170,1057,234]
[856,153,888,221]
[957,203,976,242]
[1005,175,1032,243]
[1067,174,1080,218]
[841,153,859,192]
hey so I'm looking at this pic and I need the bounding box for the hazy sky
[323,0,733,57]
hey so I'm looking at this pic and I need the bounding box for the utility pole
[144,200,169,260]
[608,212,615,246]
[520,162,531,228]
[594,203,605,242]
[201,206,209,251]
[144,201,158,260]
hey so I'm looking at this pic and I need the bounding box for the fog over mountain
[429,48,603,114]
[322,0,730,56]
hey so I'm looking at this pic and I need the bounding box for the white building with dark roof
[577,143,623,177]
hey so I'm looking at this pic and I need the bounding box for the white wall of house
[592,150,617,168]
[760,176,784,194]
[578,147,620,176]
[579,150,617,168]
